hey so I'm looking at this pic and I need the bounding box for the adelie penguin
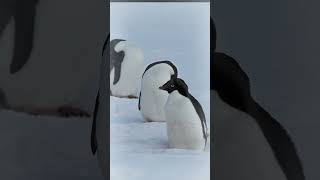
[139,61,178,122]
[160,77,208,150]
[211,18,305,180]
[109,39,144,98]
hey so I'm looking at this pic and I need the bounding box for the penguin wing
[213,52,305,180]
[138,91,141,110]
[10,2,38,74]
[110,39,125,85]
[188,94,208,140]
[112,56,124,85]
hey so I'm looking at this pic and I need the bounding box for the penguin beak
[159,85,166,90]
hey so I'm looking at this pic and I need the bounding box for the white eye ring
[171,84,174,87]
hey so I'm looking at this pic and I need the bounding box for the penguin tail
[249,101,305,180]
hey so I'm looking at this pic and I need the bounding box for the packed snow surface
[110,93,210,180]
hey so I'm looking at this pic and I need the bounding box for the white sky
[111,2,210,96]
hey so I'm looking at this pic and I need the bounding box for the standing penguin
[160,77,208,150]
[109,39,144,98]
[211,17,305,180]
[138,61,178,122]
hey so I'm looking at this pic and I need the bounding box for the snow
[110,95,210,180]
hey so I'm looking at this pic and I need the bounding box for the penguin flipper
[188,94,208,141]
[91,92,99,155]
[138,91,141,110]
[10,2,37,74]
[109,39,125,85]
[113,60,123,85]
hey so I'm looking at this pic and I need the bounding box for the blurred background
[213,0,320,179]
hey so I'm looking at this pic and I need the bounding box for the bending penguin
[160,77,208,150]
[138,61,178,122]
[109,39,144,98]
[91,35,109,177]
[211,18,305,180]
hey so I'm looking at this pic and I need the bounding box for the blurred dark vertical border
[211,0,320,179]
[0,0,109,179]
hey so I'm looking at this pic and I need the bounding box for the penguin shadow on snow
[211,17,305,180]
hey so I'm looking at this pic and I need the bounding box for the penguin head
[160,77,188,97]
[142,60,178,87]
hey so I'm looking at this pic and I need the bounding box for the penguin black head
[159,77,188,97]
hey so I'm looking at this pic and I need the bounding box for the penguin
[160,77,208,150]
[109,39,144,98]
[0,0,39,74]
[138,60,178,122]
[91,34,109,178]
[211,18,305,180]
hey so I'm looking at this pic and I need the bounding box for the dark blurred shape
[0,0,39,74]
[211,18,305,180]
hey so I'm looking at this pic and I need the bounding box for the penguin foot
[57,106,91,118]
[144,118,153,123]
[127,95,138,99]
[111,94,138,99]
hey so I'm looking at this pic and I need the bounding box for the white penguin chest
[164,91,205,150]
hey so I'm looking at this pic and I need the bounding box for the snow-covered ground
[110,93,210,180]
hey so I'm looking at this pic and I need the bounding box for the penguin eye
[170,84,174,88]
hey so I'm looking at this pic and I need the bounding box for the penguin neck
[174,83,189,97]
[176,88,188,97]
